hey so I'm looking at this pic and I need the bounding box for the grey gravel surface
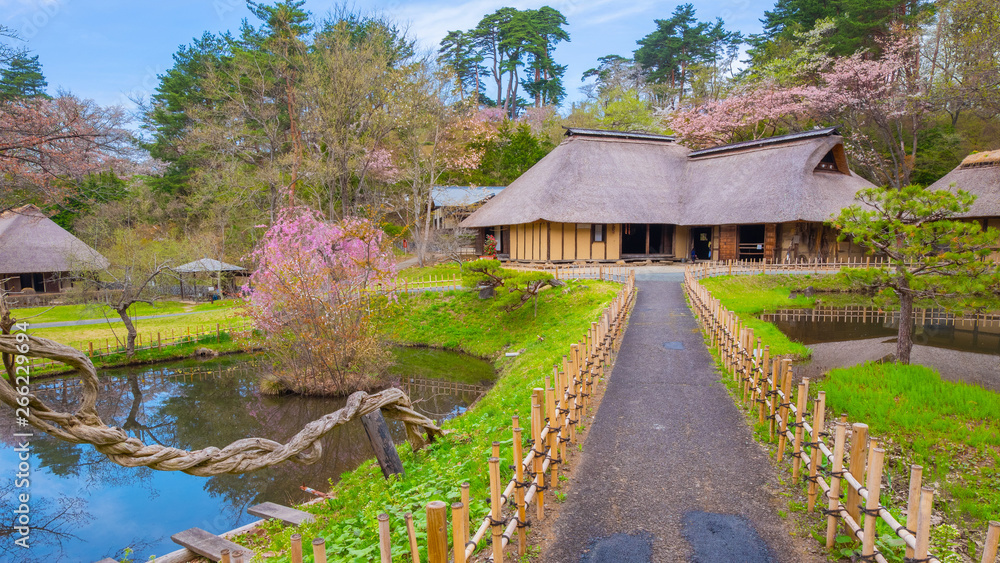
[542,278,822,563]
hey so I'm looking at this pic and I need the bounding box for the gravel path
[542,278,823,563]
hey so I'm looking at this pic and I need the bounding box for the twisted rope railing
[0,334,444,476]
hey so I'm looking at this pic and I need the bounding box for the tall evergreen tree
[0,52,47,100]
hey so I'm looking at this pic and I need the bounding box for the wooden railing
[684,264,1000,563]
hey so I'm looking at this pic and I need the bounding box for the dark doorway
[691,227,712,260]
[648,224,664,254]
[20,273,45,292]
[738,225,766,261]
[622,224,648,255]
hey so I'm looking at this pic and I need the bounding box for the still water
[763,306,1000,390]
[0,348,495,562]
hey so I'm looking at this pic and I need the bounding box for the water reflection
[763,307,1000,391]
[0,349,495,562]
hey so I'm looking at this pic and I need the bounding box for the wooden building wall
[508,222,622,261]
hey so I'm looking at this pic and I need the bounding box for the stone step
[247,501,315,526]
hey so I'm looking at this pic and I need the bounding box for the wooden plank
[170,527,251,561]
[361,409,405,478]
[247,501,316,526]
[94,559,119,563]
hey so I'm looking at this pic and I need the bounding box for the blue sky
[1,0,774,113]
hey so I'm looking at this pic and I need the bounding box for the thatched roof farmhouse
[461,127,875,262]
[928,149,1000,221]
[0,204,109,293]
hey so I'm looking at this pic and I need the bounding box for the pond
[763,306,1000,392]
[0,348,496,562]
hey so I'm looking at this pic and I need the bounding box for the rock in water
[194,347,219,358]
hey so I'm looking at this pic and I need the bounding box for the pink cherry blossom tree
[243,206,397,396]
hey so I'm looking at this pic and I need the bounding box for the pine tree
[0,52,47,100]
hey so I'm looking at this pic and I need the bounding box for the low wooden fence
[27,320,253,371]
[503,263,631,283]
[763,305,1000,329]
[193,271,637,563]
[685,264,1000,563]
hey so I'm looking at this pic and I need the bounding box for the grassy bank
[819,362,1000,527]
[237,279,620,561]
[18,299,241,351]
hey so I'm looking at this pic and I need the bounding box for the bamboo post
[452,502,467,563]
[807,391,826,511]
[488,457,504,563]
[825,422,848,548]
[378,513,392,563]
[860,447,885,558]
[546,382,558,484]
[493,440,501,460]
[427,501,448,563]
[776,360,793,462]
[89,341,93,356]
[846,423,869,529]
[217,322,221,342]
[313,538,328,563]
[914,487,934,561]
[983,521,1000,563]
[461,482,471,547]
[512,417,527,555]
[758,345,770,423]
[905,465,923,559]
[531,394,545,520]
[221,549,231,563]
[769,356,781,438]
[231,551,244,563]
[290,534,303,563]
[405,513,420,563]
[792,378,809,482]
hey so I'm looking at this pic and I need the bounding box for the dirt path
[541,277,823,563]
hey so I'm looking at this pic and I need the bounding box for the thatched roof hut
[927,149,1000,218]
[0,204,109,275]
[461,127,871,229]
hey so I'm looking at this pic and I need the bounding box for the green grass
[236,278,620,561]
[818,362,1000,525]
[700,274,821,357]
[396,262,462,280]
[17,300,242,351]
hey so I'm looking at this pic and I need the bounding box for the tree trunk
[117,307,138,358]
[896,277,914,365]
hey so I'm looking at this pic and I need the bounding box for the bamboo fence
[684,263,1000,563]
[248,270,637,563]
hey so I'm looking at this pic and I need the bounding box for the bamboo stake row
[357,271,636,563]
[684,264,999,563]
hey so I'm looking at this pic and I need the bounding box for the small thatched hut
[0,205,109,293]
[927,149,1000,227]
[460,127,875,262]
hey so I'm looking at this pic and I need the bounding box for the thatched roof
[927,150,1000,217]
[461,128,874,228]
[174,258,245,273]
[0,205,109,274]
[432,186,505,208]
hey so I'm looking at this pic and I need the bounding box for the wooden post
[217,322,221,342]
[914,487,934,561]
[312,538,328,563]
[846,423,869,530]
[825,422,848,548]
[512,417,526,555]
[792,378,809,482]
[426,501,448,563]
[531,394,545,520]
[488,457,504,563]
[405,513,421,563]
[905,465,923,559]
[231,551,244,563]
[378,513,392,563]
[452,503,467,563]
[290,534,303,563]
[461,482,471,547]
[860,447,885,558]
[776,360,792,462]
[89,341,94,356]
[221,549,231,563]
[807,391,826,511]
[361,410,405,478]
[982,521,1000,563]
